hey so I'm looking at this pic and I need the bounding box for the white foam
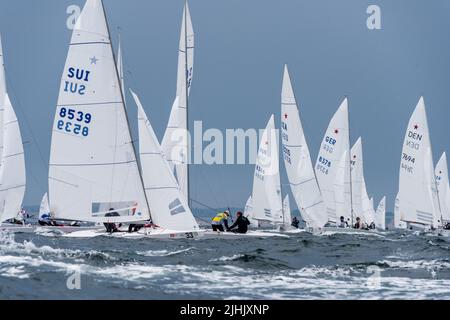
[137,247,193,257]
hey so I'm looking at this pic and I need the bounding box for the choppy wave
[1,229,450,299]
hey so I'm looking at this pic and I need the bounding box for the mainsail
[280,65,327,228]
[0,93,26,222]
[315,99,350,224]
[0,35,5,164]
[244,195,258,227]
[132,90,199,231]
[161,2,194,199]
[48,0,150,223]
[375,196,386,230]
[398,97,440,228]
[333,150,352,224]
[394,192,407,229]
[282,194,292,227]
[435,152,450,223]
[252,115,283,223]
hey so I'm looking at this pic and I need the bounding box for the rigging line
[190,198,219,212]
[197,164,221,209]
[3,69,48,174]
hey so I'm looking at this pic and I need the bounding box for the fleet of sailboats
[0,0,448,237]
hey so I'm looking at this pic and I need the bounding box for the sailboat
[0,35,31,232]
[350,138,375,226]
[205,115,288,238]
[394,192,407,229]
[131,90,203,238]
[48,0,190,239]
[280,65,328,230]
[398,97,441,230]
[161,1,194,202]
[435,152,450,227]
[374,196,386,230]
[315,98,351,226]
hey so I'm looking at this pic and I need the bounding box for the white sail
[315,98,350,224]
[244,195,258,228]
[398,97,440,228]
[350,138,364,222]
[132,90,199,231]
[375,196,386,230]
[39,193,50,220]
[280,65,327,228]
[0,35,6,167]
[252,115,283,223]
[161,2,194,198]
[0,94,26,223]
[361,182,375,224]
[394,192,407,229]
[117,37,125,102]
[333,150,352,224]
[48,0,150,223]
[282,194,292,227]
[435,152,450,223]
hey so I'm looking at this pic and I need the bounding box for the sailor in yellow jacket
[211,210,230,232]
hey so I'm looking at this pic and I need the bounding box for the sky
[0,0,449,212]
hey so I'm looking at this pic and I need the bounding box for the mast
[184,0,191,208]
[101,0,153,221]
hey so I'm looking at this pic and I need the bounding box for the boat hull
[202,230,289,239]
[63,227,205,239]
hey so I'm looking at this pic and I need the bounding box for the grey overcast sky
[0,0,449,212]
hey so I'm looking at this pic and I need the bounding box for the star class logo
[284,113,288,120]
[334,129,339,134]
[413,124,419,130]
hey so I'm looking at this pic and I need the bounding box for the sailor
[104,209,122,233]
[353,217,362,229]
[368,221,376,230]
[338,216,348,228]
[291,216,300,229]
[227,211,250,234]
[38,213,53,226]
[444,222,450,230]
[211,210,230,232]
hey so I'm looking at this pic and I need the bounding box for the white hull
[35,226,103,235]
[63,227,205,239]
[202,230,289,239]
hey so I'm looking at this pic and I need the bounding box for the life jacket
[212,212,228,223]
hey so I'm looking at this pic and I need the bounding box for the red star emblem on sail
[414,124,419,130]
[334,129,339,134]
[284,114,288,119]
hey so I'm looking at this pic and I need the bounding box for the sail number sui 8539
[57,107,92,137]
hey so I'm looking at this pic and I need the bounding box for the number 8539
[57,107,92,137]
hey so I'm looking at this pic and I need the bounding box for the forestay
[48,0,150,223]
[398,97,440,228]
[315,99,350,224]
[281,65,327,228]
[133,90,199,231]
[0,35,5,164]
[252,115,283,223]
